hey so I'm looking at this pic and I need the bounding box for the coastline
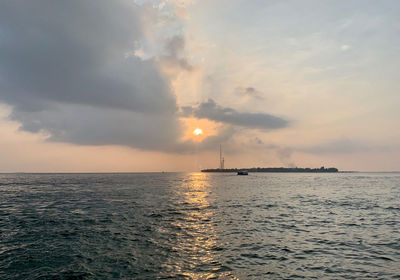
[201,167,339,173]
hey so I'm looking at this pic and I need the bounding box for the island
[201,166,339,173]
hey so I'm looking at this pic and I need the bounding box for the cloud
[160,35,193,71]
[0,0,185,151]
[0,1,289,155]
[10,104,183,151]
[235,86,264,100]
[183,99,289,130]
[0,0,177,113]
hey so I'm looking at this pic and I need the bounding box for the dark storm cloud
[183,99,289,130]
[0,0,176,114]
[0,0,184,151]
[12,104,182,151]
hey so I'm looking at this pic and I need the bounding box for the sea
[1,172,400,279]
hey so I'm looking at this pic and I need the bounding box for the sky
[0,0,399,172]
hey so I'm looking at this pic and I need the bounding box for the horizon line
[1,170,400,174]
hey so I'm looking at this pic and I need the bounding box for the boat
[237,171,248,175]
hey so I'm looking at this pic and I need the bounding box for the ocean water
[1,172,400,279]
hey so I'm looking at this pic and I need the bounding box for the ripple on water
[1,172,400,279]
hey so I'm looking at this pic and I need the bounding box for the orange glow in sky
[181,117,220,143]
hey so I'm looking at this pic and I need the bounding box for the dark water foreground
[1,172,400,279]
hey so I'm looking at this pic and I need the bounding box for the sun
[193,128,203,136]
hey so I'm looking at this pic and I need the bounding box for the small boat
[237,171,248,175]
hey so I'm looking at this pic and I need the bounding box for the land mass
[201,166,339,173]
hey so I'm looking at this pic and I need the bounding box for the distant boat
[237,171,248,175]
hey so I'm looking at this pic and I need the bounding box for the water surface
[1,172,400,279]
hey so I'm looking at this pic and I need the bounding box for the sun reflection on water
[167,172,237,279]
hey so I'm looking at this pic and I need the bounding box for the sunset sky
[0,0,399,172]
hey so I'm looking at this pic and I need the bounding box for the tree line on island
[201,166,339,173]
